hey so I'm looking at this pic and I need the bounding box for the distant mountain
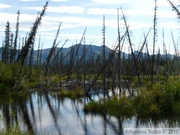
[34,44,175,64]
[33,44,114,63]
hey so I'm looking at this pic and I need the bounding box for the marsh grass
[58,85,84,99]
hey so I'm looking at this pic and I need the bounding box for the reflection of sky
[0,110,4,129]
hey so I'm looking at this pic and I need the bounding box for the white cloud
[0,4,12,8]
[51,0,69,2]
[87,8,117,15]
[43,16,150,30]
[0,13,19,22]
[48,6,84,14]
[87,8,153,16]
[0,12,39,32]
[92,0,129,4]
[26,6,84,14]
[20,14,37,22]
[56,17,100,28]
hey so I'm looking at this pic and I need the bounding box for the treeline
[0,0,179,95]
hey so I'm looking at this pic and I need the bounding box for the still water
[0,91,180,135]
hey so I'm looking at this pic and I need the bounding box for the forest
[0,0,180,134]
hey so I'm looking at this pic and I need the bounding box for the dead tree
[121,8,142,87]
[102,15,106,95]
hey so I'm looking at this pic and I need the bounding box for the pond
[0,91,180,135]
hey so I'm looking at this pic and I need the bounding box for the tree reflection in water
[0,92,180,135]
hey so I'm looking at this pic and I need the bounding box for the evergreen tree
[2,21,11,64]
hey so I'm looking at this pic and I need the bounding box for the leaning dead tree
[12,1,48,90]
[121,8,142,87]
[12,10,20,63]
[43,22,61,77]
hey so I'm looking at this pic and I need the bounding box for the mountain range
[0,44,175,64]
[33,44,174,64]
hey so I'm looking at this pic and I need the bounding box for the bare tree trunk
[152,0,158,84]
[102,15,107,97]
[13,10,20,63]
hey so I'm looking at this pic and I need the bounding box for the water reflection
[0,91,180,135]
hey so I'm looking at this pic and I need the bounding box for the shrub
[149,103,161,115]
[172,102,180,113]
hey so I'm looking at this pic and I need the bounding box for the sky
[0,0,179,53]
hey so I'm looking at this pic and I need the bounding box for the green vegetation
[53,86,84,99]
[0,62,42,92]
[84,95,134,117]
[84,79,180,116]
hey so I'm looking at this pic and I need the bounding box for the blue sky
[0,0,179,53]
